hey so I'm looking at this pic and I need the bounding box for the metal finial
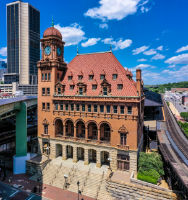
[110,44,112,52]
[52,16,54,27]
[77,45,79,55]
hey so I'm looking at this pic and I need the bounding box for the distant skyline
[0,0,188,84]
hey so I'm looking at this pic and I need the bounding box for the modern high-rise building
[5,0,40,85]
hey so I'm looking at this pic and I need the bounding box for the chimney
[136,69,142,96]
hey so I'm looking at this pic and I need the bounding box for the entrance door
[67,146,73,158]
[77,147,84,161]
[89,149,96,163]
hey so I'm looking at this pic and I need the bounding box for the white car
[15,90,24,96]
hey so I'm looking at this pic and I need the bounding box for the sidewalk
[2,173,95,200]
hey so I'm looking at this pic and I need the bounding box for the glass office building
[5,1,40,85]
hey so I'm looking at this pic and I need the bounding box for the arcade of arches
[54,119,112,143]
[53,143,112,168]
[40,138,135,171]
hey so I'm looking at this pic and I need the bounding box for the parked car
[15,90,24,96]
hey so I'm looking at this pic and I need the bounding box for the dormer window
[113,74,118,80]
[100,74,105,80]
[117,84,123,90]
[68,76,73,81]
[58,87,61,94]
[103,87,107,95]
[92,84,97,90]
[79,87,83,95]
[70,85,75,90]
[78,75,83,80]
[89,75,94,80]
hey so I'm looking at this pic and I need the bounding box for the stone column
[96,150,101,168]
[85,127,88,140]
[110,150,117,171]
[73,146,78,163]
[97,128,100,142]
[129,151,137,172]
[38,138,42,155]
[49,141,56,159]
[84,148,89,165]
[63,125,66,137]
[74,126,77,138]
[62,145,67,160]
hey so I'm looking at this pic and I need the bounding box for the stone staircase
[41,162,60,185]
[67,169,87,192]
[82,171,103,199]
[30,158,115,199]
[97,176,115,200]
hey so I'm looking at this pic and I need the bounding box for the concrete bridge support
[13,102,30,174]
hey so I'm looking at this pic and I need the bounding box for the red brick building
[37,26,144,172]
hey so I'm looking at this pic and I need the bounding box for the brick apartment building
[37,25,144,172]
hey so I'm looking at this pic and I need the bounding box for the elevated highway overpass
[0,96,37,174]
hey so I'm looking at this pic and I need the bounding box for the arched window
[100,123,111,142]
[55,119,63,136]
[76,121,85,138]
[88,122,98,140]
[65,120,74,137]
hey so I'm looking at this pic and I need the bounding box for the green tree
[180,112,188,121]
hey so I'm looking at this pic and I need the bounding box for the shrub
[138,152,164,176]
[178,121,188,138]
[180,112,188,121]
[137,152,164,184]
[137,171,158,185]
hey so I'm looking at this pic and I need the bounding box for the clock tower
[37,25,67,132]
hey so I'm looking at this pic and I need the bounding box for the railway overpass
[0,96,37,174]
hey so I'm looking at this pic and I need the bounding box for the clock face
[45,46,51,55]
[57,47,61,56]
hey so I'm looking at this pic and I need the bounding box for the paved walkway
[2,173,95,200]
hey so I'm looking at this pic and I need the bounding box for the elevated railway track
[157,97,188,198]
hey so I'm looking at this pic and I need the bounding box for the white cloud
[99,23,108,29]
[156,45,163,51]
[81,38,101,47]
[132,45,149,55]
[130,63,155,72]
[137,58,147,62]
[167,65,176,68]
[55,23,85,46]
[0,58,7,62]
[0,47,7,57]
[176,45,188,53]
[151,53,165,60]
[84,0,150,21]
[162,69,170,73]
[162,65,188,80]
[165,53,188,64]
[135,64,155,69]
[143,49,157,55]
[102,37,132,50]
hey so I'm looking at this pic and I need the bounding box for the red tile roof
[62,52,138,97]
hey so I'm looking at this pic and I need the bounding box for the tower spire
[51,16,54,27]
[110,44,112,52]
[77,45,79,55]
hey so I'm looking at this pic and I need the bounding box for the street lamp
[64,174,68,189]
[77,181,81,200]
[107,157,112,171]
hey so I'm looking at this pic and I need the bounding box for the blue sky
[0,0,188,85]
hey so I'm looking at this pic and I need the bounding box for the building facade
[37,26,144,172]
[5,0,40,85]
